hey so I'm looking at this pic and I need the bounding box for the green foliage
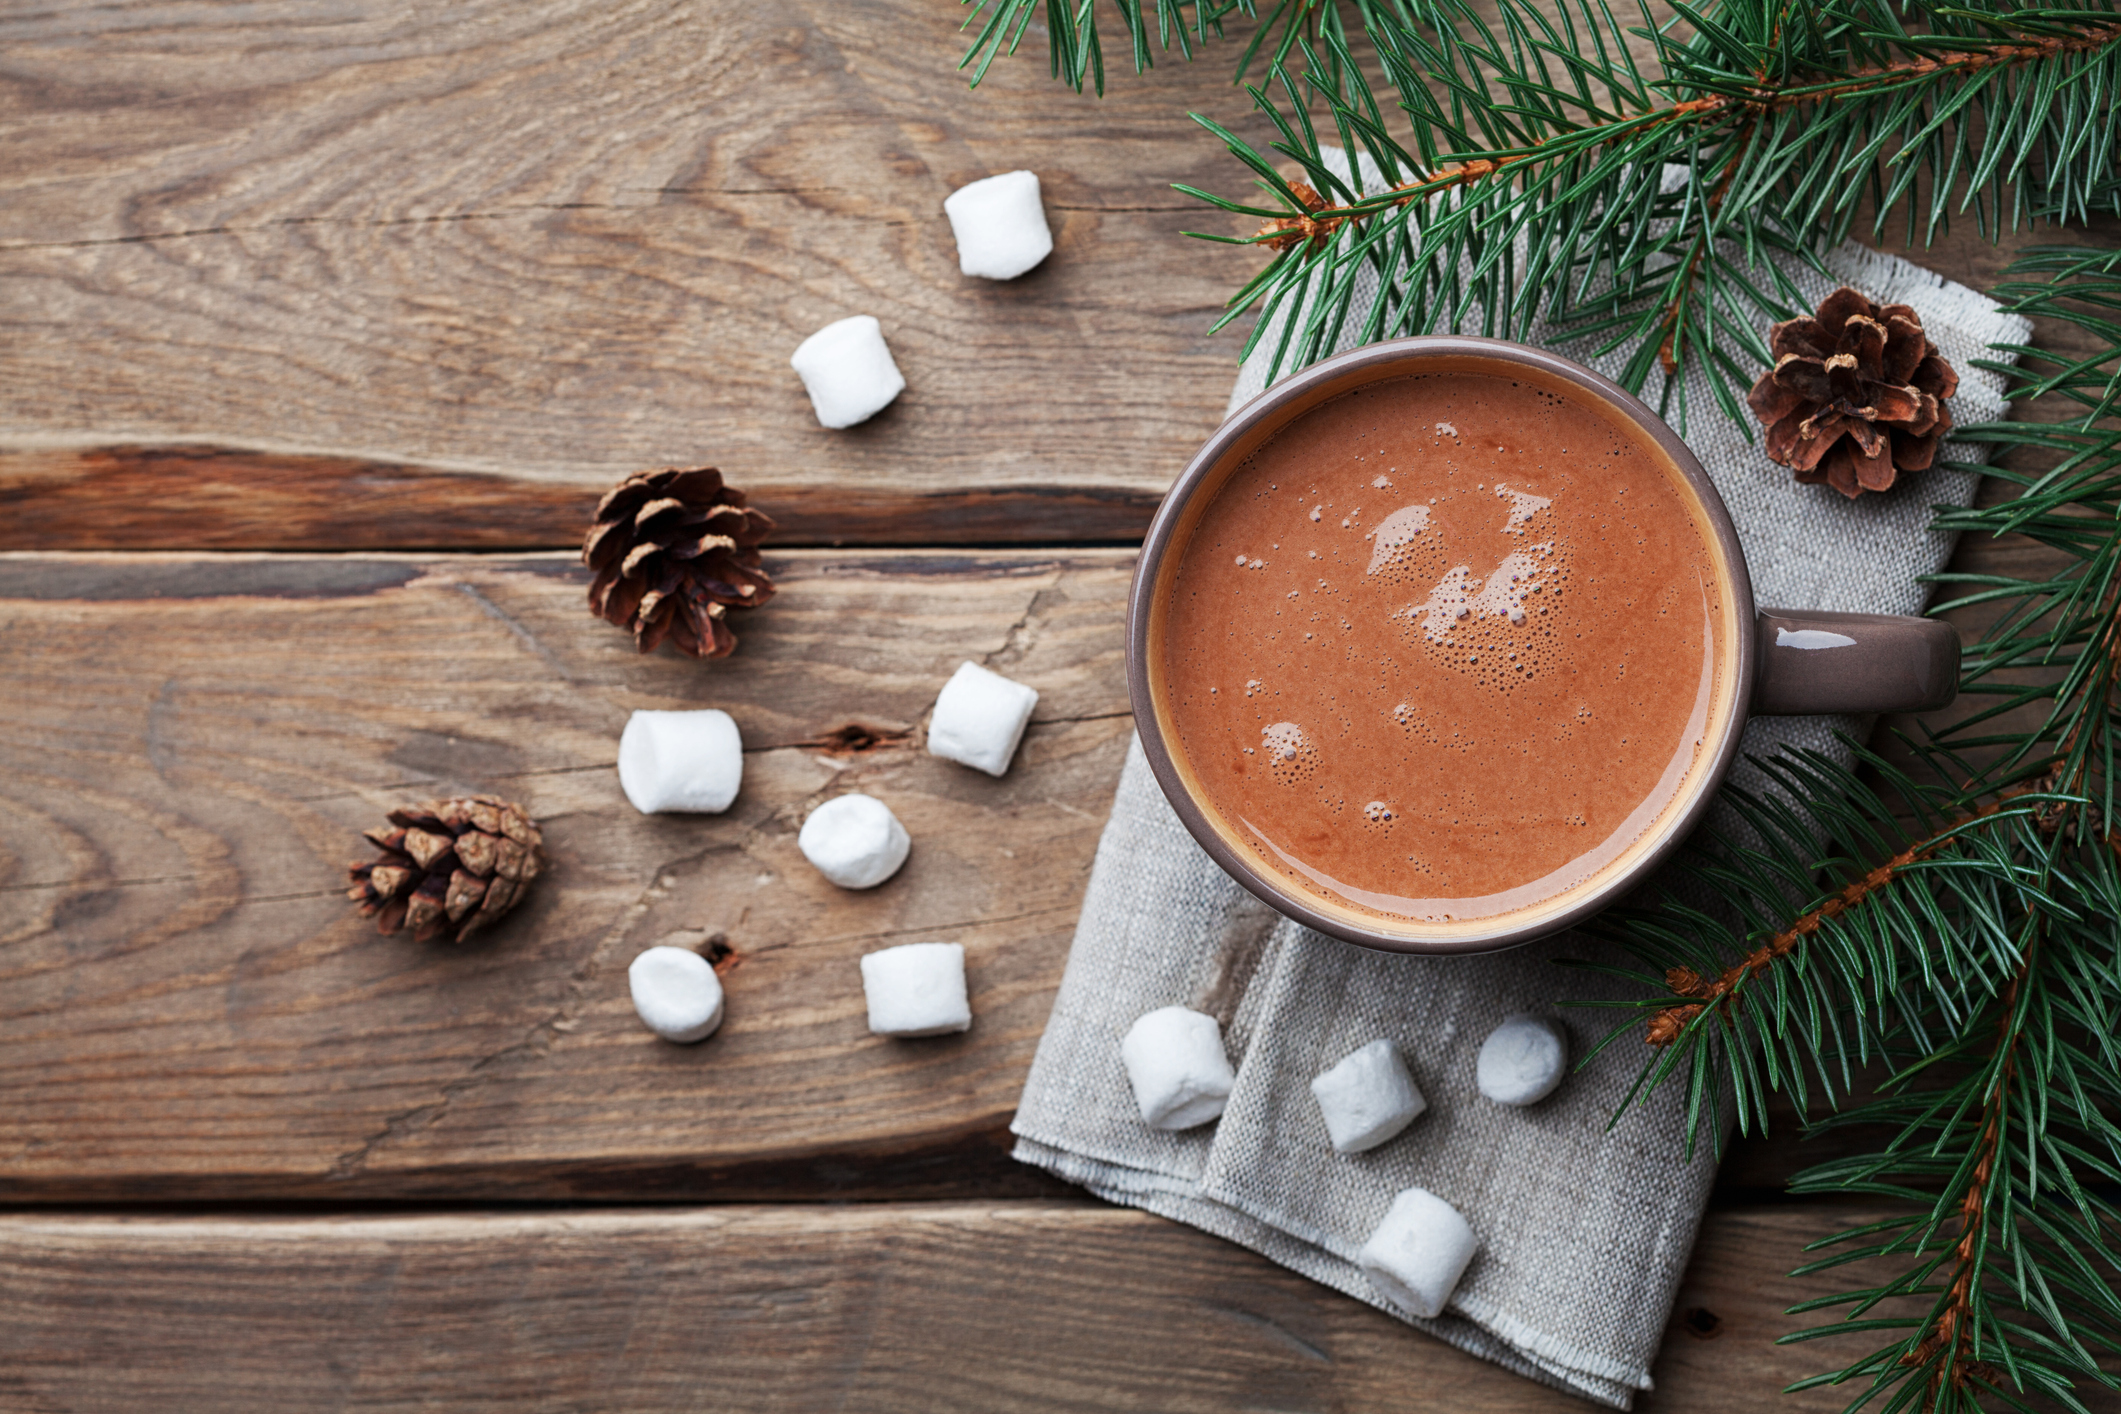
[959,7,2121,1407]
[1577,250,2121,1412]
[969,1,2121,424]
[958,0,1336,94]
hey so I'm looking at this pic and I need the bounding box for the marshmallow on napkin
[1311,1039,1426,1154]
[1476,1014,1569,1107]
[1359,1187,1479,1320]
[1120,1006,1235,1131]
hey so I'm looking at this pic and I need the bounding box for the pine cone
[347,795,542,942]
[583,467,775,658]
[1746,287,1960,499]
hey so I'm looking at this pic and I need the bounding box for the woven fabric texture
[1014,151,2030,1407]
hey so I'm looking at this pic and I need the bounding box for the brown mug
[1128,337,1958,955]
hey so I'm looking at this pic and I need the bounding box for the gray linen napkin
[1014,151,2030,1406]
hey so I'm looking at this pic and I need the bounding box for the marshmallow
[616,709,743,814]
[1476,1013,1569,1106]
[790,315,906,429]
[1358,1188,1479,1319]
[927,661,1039,777]
[860,941,972,1037]
[628,946,725,1043]
[1310,1039,1426,1154]
[1119,1005,1235,1130]
[943,170,1054,280]
[798,793,911,889]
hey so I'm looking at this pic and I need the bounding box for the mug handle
[1752,609,1960,715]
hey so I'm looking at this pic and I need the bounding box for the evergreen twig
[1583,250,2121,1412]
[958,8,2121,1407]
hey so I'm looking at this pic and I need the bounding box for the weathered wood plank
[0,0,1256,548]
[7,4,2113,550]
[0,443,1163,550]
[0,548,1131,1200]
[0,545,2050,1200]
[0,1202,1927,1413]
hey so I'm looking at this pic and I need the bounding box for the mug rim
[1127,335,1759,955]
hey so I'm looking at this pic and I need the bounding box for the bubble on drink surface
[1365,505,1437,580]
[1362,800,1396,829]
[1262,721,1321,785]
[1495,483,1553,536]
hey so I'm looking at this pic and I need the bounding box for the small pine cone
[347,795,543,943]
[1747,287,1959,499]
[1664,965,1706,997]
[1645,1004,1703,1048]
[583,467,775,658]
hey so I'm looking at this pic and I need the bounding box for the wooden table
[0,4,2084,1408]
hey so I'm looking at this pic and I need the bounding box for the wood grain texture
[0,0,1257,547]
[0,548,1131,1200]
[0,546,2039,1201]
[0,443,1164,549]
[0,1202,1927,1414]
[8,5,2111,551]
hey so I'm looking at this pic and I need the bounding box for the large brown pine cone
[583,467,775,658]
[347,795,542,943]
[1746,287,1959,499]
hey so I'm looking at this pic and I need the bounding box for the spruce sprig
[966,2,2121,421]
[1187,1,2121,416]
[954,9,2121,1406]
[1580,250,2121,1412]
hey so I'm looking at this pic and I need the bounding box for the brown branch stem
[1646,792,2028,1046]
[1253,22,2121,252]
[1655,120,1755,374]
[1899,950,2032,1406]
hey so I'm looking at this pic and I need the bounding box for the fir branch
[958,0,1334,93]
[1249,20,2121,247]
[1189,2,2121,411]
[1902,953,2029,1407]
[1641,790,2035,1048]
[1586,244,2121,1412]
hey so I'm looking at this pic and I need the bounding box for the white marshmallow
[1476,1013,1569,1106]
[628,946,725,1044]
[943,170,1054,280]
[1358,1188,1479,1319]
[1310,1039,1426,1154]
[790,315,906,429]
[1119,1005,1235,1130]
[927,661,1039,777]
[616,709,743,814]
[860,941,972,1037]
[798,793,911,889]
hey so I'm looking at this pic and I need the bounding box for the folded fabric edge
[1189,1160,1664,1395]
[1008,1115,1209,1195]
[1013,1136,1648,1410]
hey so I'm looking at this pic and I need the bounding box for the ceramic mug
[1128,337,1958,955]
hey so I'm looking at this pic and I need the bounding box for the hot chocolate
[1160,370,1730,924]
